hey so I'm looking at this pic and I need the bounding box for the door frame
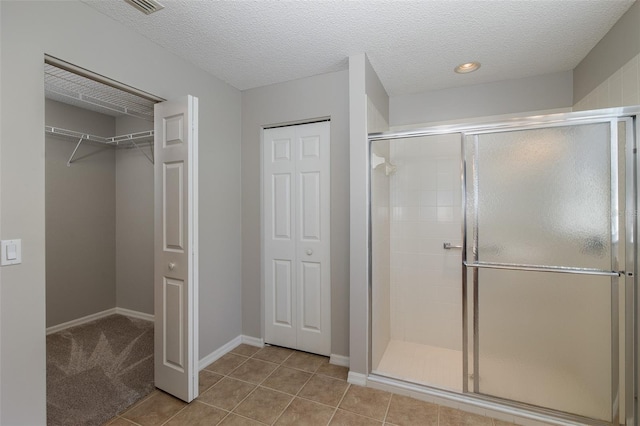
[366,106,640,426]
[42,56,200,404]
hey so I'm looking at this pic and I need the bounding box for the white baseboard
[198,335,266,370]
[198,335,242,370]
[46,307,154,335]
[347,371,367,386]
[115,307,154,322]
[330,354,349,367]
[241,335,264,348]
[46,308,117,335]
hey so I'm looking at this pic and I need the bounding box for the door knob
[306,249,313,256]
[168,262,176,271]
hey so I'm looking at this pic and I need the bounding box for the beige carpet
[46,314,154,426]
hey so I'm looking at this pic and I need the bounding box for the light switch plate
[1,239,22,266]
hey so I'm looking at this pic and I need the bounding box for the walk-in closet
[44,58,159,425]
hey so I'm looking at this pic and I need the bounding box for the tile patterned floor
[105,344,524,426]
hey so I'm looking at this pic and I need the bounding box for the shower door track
[367,106,640,426]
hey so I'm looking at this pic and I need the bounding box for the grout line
[159,402,189,426]
[117,389,158,421]
[271,405,292,425]
[112,414,143,426]
[294,394,350,411]
[252,354,296,424]
[123,346,518,426]
[295,369,317,397]
[382,393,393,424]
[209,346,293,423]
[216,410,270,425]
[215,410,232,426]
[270,361,323,424]
[326,381,352,424]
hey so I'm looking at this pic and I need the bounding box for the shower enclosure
[369,108,638,426]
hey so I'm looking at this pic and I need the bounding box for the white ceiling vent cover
[124,0,164,15]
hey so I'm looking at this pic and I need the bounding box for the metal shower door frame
[367,106,639,426]
[461,118,631,426]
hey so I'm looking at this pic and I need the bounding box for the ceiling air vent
[124,0,164,15]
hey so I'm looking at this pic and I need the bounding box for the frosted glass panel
[466,123,612,270]
[474,268,612,421]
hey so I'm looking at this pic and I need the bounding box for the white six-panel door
[154,95,199,402]
[263,122,331,356]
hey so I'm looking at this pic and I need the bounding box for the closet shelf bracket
[129,139,154,165]
[67,135,86,167]
[109,131,154,164]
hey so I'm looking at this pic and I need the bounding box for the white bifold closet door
[154,95,199,402]
[263,121,331,356]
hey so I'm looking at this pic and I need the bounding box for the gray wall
[348,53,390,376]
[46,104,155,325]
[573,0,640,104]
[45,99,116,327]
[389,71,573,127]
[115,116,154,315]
[1,2,242,423]
[241,70,350,357]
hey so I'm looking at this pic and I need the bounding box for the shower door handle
[443,242,462,250]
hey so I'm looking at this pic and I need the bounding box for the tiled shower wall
[371,140,391,369]
[389,134,462,351]
[574,52,640,111]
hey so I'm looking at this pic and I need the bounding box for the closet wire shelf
[45,125,154,166]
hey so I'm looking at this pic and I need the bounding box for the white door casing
[263,121,331,356]
[154,95,199,402]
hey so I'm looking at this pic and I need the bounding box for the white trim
[46,307,155,335]
[198,335,242,371]
[241,335,265,348]
[46,308,116,335]
[115,307,154,322]
[198,335,266,371]
[330,354,349,367]
[347,371,367,386]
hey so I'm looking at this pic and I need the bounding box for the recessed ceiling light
[454,62,481,74]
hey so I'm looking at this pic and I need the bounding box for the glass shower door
[463,122,626,424]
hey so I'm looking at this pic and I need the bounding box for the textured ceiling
[82,0,635,96]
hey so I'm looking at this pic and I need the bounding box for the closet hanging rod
[45,126,154,146]
[108,130,154,146]
[45,126,155,166]
[46,125,106,144]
